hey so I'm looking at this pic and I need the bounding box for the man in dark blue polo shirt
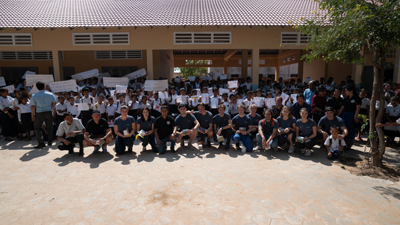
[193,102,214,149]
[174,104,200,150]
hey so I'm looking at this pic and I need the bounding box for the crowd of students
[0,74,399,159]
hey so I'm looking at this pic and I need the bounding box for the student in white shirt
[244,77,252,90]
[94,94,107,120]
[189,89,199,111]
[139,95,152,110]
[66,96,80,118]
[18,96,33,141]
[325,125,346,160]
[210,87,221,116]
[128,94,140,119]
[55,96,68,127]
[106,97,117,123]
[115,94,127,118]
[151,92,164,119]
[79,88,95,127]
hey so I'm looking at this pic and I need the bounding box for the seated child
[324,125,346,160]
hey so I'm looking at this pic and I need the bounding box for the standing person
[154,105,176,154]
[311,85,327,123]
[56,112,85,156]
[55,96,67,128]
[231,104,253,152]
[295,108,318,156]
[94,94,107,120]
[30,82,56,148]
[193,102,214,149]
[151,92,164,119]
[0,88,18,141]
[136,107,158,152]
[338,85,361,149]
[327,88,343,115]
[17,96,33,141]
[256,109,278,151]
[357,89,370,141]
[304,81,316,105]
[213,104,233,150]
[209,87,221,116]
[106,97,117,124]
[83,110,113,153]
[272,97,284,119]
[174,104,200,150]
[276,106,296,153]
[292,93,312,119]
[113,106,136,155]
[79,88,95,128]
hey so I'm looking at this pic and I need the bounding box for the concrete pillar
[241,50,248,79]
[393,47,400,86]
[52,50,63,81]
[223,60,228,74]
[251,48,260,89]
[146,49,154,80]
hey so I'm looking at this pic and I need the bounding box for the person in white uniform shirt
[94,94,107,120]
[0,88,18,141]
[18,96,33,141]
[106,97,117,124]
[243,77,252,91]
[79,88,95,127]
[66,96,80,118]
[55,96,68,127]
[128,94,140,119]
[151,92,164,119]
[115,94,127,118]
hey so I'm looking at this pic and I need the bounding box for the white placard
[174,78,181,83]
[4,85,15,93]
[110,90,115,96]
[237,99,244,106]
[103,77,129,88]
[76,103,89,111]
[220,75,227,80]
[265,98,276,109]
[26,75,54,86]
[211,98,219,108]
[77,86,85,91]
[49,80,77,93]
[0,77,6,86]
[176,96,183,104]
[71,69,99,80]
[100,72,111,77]
[281,92,289,103]
[228,81,238,88]
[30,86,39,95]
[22,71,36,79]
[194,89,201,96]
[254,97,264,108]
[291,94,298,103]
[219,88,229,96]
[208,88,213,95]
[201,94,209,104]
[158,91,168,99]
[188,76,196,82]
[116,85,127,94]
[123,68,147,80]
[144,80,168,91]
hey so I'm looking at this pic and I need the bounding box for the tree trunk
[370,49,386,167]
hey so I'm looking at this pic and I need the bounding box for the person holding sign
[189,89,199,111]
[193,103,214,149]
[174,104,200,150]
[198,87,210,111]
[231,104,253,153]
[30,82,57,148]
[243,92,253,114]
[114,106,136,155]
[79,88,95,129]
[151,92,164,119]
[56,112,85,156]
[210,88,221,116]
[83,110,113,153]
[213,104,233,150]
[0,88,18,141]
[254,89,265,116]
[256,109,279,151]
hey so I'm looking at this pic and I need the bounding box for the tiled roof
[0,0,320,28]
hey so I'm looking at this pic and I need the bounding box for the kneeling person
[56,112,85,156]
[83,110,113,153]
[194,102,214,149]
[256,109,278,151]
[325,125,346,160]
[174,104,200,150]
[213,104,233,150]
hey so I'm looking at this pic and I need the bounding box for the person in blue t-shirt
[248,104,262,141]
[256,109,278,151]
[193,102,214,149]
[136,107,157,153]
[303,81,316,105]
[292,93,312,119]
[295,108,318,156]
[174,104,200,150]
[113,105,136,156]
[231,104,253,152]
[276,106,296,153]
[213,104,233,150]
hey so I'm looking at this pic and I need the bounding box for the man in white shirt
[55,96,67,127]
[56,112,85,156]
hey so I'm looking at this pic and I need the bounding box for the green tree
[295,0,400,166]
[180,60,209,79]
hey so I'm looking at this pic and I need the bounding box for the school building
[0,0,399,89]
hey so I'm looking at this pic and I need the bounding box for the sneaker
[265,146,271,150]
[188,143,196,150]
[78,151,84,156]
[301,149,306,154]
[241,146,246,153]
[171,148,176,153]
[93,146,100,154]
[236,143,240,149]
[206,141,211,147]
[256,146,263,150]
[305,149,311,156]
[127,147,133,153]
[198,144,203,150]
[288,146,294,154]
[218,143,223,149]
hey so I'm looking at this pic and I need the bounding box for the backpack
[328,136,345,156]
[261,118,275,127]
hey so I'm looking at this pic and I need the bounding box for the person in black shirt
[327,88,343,115]
[213,104,233,150]
[338,85,361,148]
[272,97,283,119]
[83,110,113,153]
[154,105,176,154]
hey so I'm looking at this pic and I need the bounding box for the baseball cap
[92,110,101,115]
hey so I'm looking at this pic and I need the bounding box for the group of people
[0,74,399,160]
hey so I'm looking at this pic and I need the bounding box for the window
[174,32,231,44]
[1,51,64,60]
[73,33,129,45]
[185,60,212,65]
[281,32,310,45]
[95,51,142,59]
[386,48,397,59]
[0,33,32,46]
